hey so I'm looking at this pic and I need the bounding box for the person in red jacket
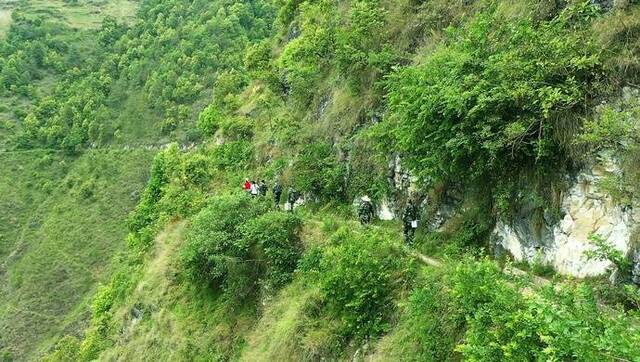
[243,178,251,191]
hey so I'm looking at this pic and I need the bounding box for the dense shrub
[578,98,640,152]
[316,227,409,339]
[197,104,223,137]
[335,0,400,92]
[127,150,172,234]
[276,0,336,105]
[381,2,604,187]
[241,211,303,289]
[181,193,302,297]
[210,140,254,170]
[293,141,347,201]
[344,136,390,201]
[220,116,254,140]
[399,258,640,361]
[388,269,464,360]
[14,0,275,150]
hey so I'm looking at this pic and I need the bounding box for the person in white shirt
[250,181,259,197]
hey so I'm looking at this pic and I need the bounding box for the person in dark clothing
[358,196,374,225]
[273,181,283,207]
[402,200,419,245]
[259,180,268,196]
[287,186,299,212]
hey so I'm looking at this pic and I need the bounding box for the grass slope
[0,149,154,360]
[98,220,259,361]
[0,151,68,260]
[22,0,138,30]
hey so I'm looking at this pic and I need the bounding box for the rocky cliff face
[492,154,638,277]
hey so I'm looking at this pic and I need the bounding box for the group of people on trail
[243,178,300,211]
[244,179,268,197]
[358,195,420,245]
[246,178,419,244]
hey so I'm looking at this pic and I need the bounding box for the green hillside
[2,0,640,360]
[0,150,155,360]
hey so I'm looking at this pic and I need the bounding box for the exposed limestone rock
[492,154,636,278]
[377,199,395,221]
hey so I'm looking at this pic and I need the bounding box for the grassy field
[0,0,18,37]
[23,0,139,29]
[0,151,68,260]
[0,8,12,37]
[0,149,155,360]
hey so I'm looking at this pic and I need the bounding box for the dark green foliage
[127,146,212,250]
[335,0,400,92]
[181,193,302,296]
[395,271,464,360]
[293,141,347,201]
[197,104,223,136]
[241,211,303,288]
[13,0,276,150]
[316,227,407,339]
[0,13,77,96]
[181,193,265,294]
[387,258,640,361]
[128,151,171,235]
[210,140,254,171]
[381,2,604,187]
[345,136,391,201]
[220,116,254,140]
[245,40,273,75]
[276,0,336,105]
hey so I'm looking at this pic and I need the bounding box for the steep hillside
[1,0,275,359]
[3,0,640,360]
[0,150,155,360]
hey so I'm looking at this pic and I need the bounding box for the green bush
[386,258,640,361]
[293,141,347,202]
[584,233,633,279]
[276,0,336,105]
[241,211,303,289]
[210,140,254,171]
[578,102,640,152]
[451,259,640,361]
[181,193,302,297]
[181,153,211,188]
[181,194,264,289]
[335,0,399,92]
[381,2,604,187]
[220,116,254,140]
[197,104,223,137]
[316,227,408,339]
[127,150,172,234]
[390,269,464,360]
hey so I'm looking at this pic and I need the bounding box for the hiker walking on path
[244,178,251,192]
[250,181,259,197]
[287,186,299,212]
[273,181,283,207]
[358,196,374,225]
[259,180,268,196]
[402,200,419,245]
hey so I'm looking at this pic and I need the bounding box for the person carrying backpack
[287,186,299,212]
[259,180,268,196]
[273,181,283,207]
[358,196,374,225]
[402,200,419,245]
